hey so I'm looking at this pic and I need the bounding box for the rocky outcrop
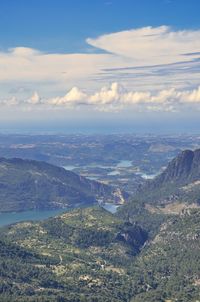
[136,149,200,205]
[116,222,148,253]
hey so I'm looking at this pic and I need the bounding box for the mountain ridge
[0,157,128,212]
[136,148,200,205]
[152,149,200,183]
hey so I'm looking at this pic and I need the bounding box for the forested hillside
[0,206,200,301]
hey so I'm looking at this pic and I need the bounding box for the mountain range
[0,150,200,301]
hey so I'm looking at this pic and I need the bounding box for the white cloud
[1,96,19,106]
[0,26,200,90]
[1,83,198,112]
[149,88,178,104]
[49,84,200,111]
[122,91,151,104]
[11,47,40,57]
[87,26,200,66]
[89,82,121,105]
[180,86,200,103]
[0,47,123,86]
[1,26,200,114]
[49,87,87,105]
[27,92,41,104]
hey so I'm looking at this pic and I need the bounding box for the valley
[0,133,200,301]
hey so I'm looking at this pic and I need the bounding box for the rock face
[0,158,128,212]
[136,149,200,204]
[156,149,200,183]
[116,222,148,253]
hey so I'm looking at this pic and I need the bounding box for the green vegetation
[1,205,200,301]
[130,209,200,301]
[117,199,166,238]
[0,207,147,302]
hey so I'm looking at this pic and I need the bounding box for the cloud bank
[1,83,200,113]
[1,26,200,114]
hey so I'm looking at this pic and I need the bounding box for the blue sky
[1,0,200,133]
[1,0,200,52]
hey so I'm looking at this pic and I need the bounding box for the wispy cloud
[87,26,200,65]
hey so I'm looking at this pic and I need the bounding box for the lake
[62,165,77,171]
[102,203,120,214]
[116,160,132,168]
[0,208,69,227]
[107,170,121,176]
[0,204,119,227]
[63,160,133,171]
[136,172,159,179]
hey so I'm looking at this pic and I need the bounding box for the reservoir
[0,204,119,227]
[0,208,69,227]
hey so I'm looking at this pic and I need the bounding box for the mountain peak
[136,148,200,205]
[162,148,200,183]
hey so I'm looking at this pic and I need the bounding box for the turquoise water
[107,170,120,176]
[63,165,77,171]
[63,160,132,171]
[0,208,69,227]
[0,204,119,227]
[141,173,158,179]
[116,160,132,168]
[86,176,99,180]
[136,172,159,179]
[102,203,120,214]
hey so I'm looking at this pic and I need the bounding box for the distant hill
[136,149,200,205]
[0,158,128,212]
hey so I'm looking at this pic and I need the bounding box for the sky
[1,0,200,133]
